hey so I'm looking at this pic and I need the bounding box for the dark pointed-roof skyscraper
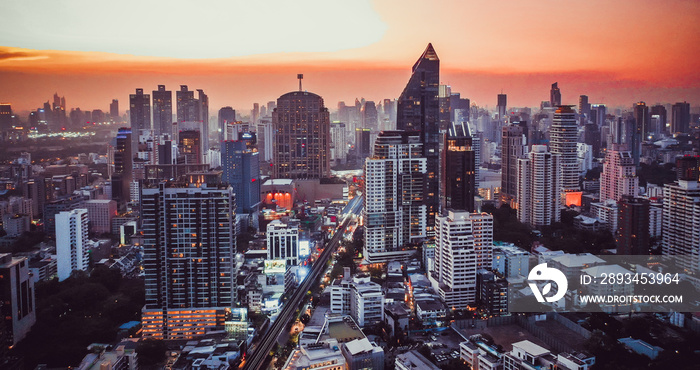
[397,43,440,234]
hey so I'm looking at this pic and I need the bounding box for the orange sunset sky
[1,0,699,115]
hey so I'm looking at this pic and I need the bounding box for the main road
[243,196,363,370]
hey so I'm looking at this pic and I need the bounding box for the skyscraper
[56,209,89,281]
[109,99,119,121]
[650,104,667,134]
[176,85,197,123]
[599,145,638,203]
[362,101,378,130]
[671,101,690,134]
[129,88,151,154]
[152,85,173,137]
[662,179,700,272]
[442,122,476,212]
[550,105,580,205]
[111,128,133,209]
[141,181,235,340]
[633,101,650,138]
[355,128,371,164]
[396,43,440,234]
[0,254,36,348]
[196,89,209,154]
[616,196,650,255]
[221,140,260,215]
[497,93,507,120]
[272,89,330,179]
[676,155,700,182]
[516,145,560,227]
[500,124,527,207]
[430,210,493,309]
[439,85,452,130]
[218,107,236,143]
[0,104,12,136]
[364,131,426,263]
[178,129,202,164]
[578,95,591,123]
[550,82,561,107]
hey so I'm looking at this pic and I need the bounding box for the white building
[363,131,426,263]
[662,180,700,272]
[460,338,503,370]
[504,340,595,370]
[591,199,619,232]
[396,350,440,370]
[599,145,638,203]
[330,274,385,327]
[282,339,347,370]
[56,209,90,281]
[267,219,300,267]
[430,211,493,309]
[493,244,530,278]
[577,143,593,175]
[649,203,663,238]
[550,106,581,200]
[516,145,560,227]
[330,122,347,165]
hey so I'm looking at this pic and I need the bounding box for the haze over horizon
[1,0,699,114]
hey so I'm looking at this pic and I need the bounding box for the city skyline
[1,0,700,113]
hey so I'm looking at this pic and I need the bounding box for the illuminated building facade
[397,43,440,235]
[599,145,638,203]
[516,145,561,227]
[141,181,236,340]
[178,129,202,164]
[430,210,493,309]
[272,90,331,179]
[152,85,172,137]
[363,131,426,263]
[550,105,581,205]
[442,121,476,212]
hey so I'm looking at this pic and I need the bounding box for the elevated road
[243,197,363,370]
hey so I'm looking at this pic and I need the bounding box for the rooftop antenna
[297,74,303,91]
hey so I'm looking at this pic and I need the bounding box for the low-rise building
[283,339,347,370]
[415,299,446,326]
[341,337,384,370]
[460,337,503,370]
[395,350,440,370]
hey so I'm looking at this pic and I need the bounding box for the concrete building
[272,89,331,179]
[140,181,235,340]
[363,131,426,263]
[430,211,493,309]
[501,124,528,207]
[85,199,117,234]
[516,145,561,227]
[0,254,36,348]
[2,214,30,237]
[591,199,619,233]
[395,350,440,370]
[504,340,595,370]
[460,337,503,370]
[600,146,638,203]
[662,180,700,272]
[550,105,581,205]
[492,244,530,278]
[341,337,384,370]
[267,220,299,267]
[56,208,90,281]
[330,275,385,328]
[282,339,347,370]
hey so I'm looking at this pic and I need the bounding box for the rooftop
[551,253,605,268]
[512,340,550,357]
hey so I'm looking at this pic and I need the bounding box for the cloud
[0,0,387,59]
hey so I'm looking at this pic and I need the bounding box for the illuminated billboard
[299,240,310,257]
[264,259,287,274]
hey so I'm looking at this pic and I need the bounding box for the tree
[136,339,167,367]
